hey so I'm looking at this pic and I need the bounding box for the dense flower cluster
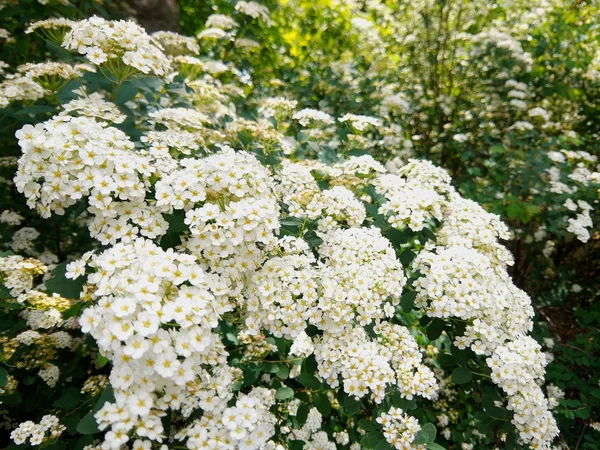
[0,255,47,296]
[488,337,559,447]
[377,407,424,449]
[14,116,153,218]
[0,7,570,450]
[75,239,250,448]
[62,17,171,75]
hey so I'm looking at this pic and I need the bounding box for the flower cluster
[375,159,454,231]
[0,255,47,296]
[62,16,171,75]
[413,245,534,354]
[376,407,424,450]
[245,237,319,339]
[488,337,559,447]
[156,147,279,293]
[14,116,153,218]
[10,415,66,446]
[292,108,335,127]
[76,238,241,448]
[176,387,276,450]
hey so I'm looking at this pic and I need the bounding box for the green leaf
[97,354,109,368]
[400,250,416,266]
[163,211,188,232]
[301,354,318,374]
[413,428,430,445]
[296,404,310,427]
[346,149,369,157]
[438,353,456,370]
[474,411,496,434]
[421,423,437,442]
[280,217,303,235]
[15,105,56,116]
[358,419,378,431]
[313,391,331,416]
[53,387,83,409]
[0,367,8,388]
[0,301,20,309]
[427,318,444,341]
[46,262,86,299]
[275,387,294,400]
[361,431,386,449]
[63,302,85,320]
[374,440,394,450]
[262,363,280,374]
[115,83,139,105]
[400,290,416,312]
[506,203,521,220]
[0,392,21,405]
[427,444,446,450]
[276,365,290,379]
[295,373,321,389]
[131,77,164,92]
[289,440,305,450]
[95,386,115,410]
[74,435,95,450]
[450,346,470,366]
[342,392,361,415]
[76,412,99,435]
[243,364,260,386]
[452,367,473,384]
[391,391,417,410]
[318,145,338,164]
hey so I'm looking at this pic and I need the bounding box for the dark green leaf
[53,387,83,409]
[361,431,385,449]
[63,302,85,320]
[374,440,394,450]
[452,367,473,384]
[400,250,416,266]
[427,444,446,450]
[400,290,416,312]
[313,391,331,416]
[301,354,318,374]
[296,404,310,427]
[15,105,56,116]
[289,440,305,450]
[295,373,321,389]
[358,419,378,431]
[0,392,21,405]
[427,318,444,341]
[46,262,86,299]
[342,392,361,415]
[76,412,99,435]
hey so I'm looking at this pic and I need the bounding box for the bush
[1,1,598,449]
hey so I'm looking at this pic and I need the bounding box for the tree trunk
[125,0,181,32]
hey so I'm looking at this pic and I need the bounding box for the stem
[471,371,492,379]
[574,424,586,450]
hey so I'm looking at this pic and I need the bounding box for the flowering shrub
[0,5,570,450]
[180,1,600,446]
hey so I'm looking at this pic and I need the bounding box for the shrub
[0,7,565,450]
